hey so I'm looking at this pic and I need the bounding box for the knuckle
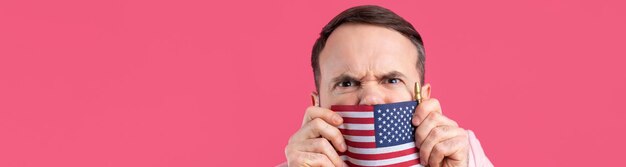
[431,126,446,138]
[313,118,332,131]
[313,138,331,148]
[306,106,317,112]
[311,118,326,129]
[291,123,317,142]
[288,135,295,144]
[433,143,446,155]
[305,106,317,117]
[288,131,301,143]
[330,134,343,145]
[427,112,440,121]
[324,128,343,145]
[329,127,342,137]
[450,119,459,127]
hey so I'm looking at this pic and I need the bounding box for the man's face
[317,23,425,108]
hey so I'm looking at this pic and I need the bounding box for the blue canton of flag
[374,101,417,147]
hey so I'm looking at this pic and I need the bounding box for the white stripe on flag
[343,135,375,142]
[347,142,417,154]
[348,153,418,166]
[335,111,374,118]
[337,123,374,130]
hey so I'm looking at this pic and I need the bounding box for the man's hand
[413,98,469,167]
[285,106,348,167]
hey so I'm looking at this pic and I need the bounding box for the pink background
[1,0,625,166]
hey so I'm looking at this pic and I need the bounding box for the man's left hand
[412,98,469,167]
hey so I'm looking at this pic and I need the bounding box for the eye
[384,78,402,84]
[338,80,357,87]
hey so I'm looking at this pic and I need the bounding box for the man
[283,5,493,167]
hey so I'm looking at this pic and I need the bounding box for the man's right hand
[285,106,349,167]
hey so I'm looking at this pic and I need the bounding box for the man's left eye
[385,78,401,84]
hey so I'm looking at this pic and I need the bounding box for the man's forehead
[322,24,417,55]
[319,24,419,81]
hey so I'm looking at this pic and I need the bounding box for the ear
[421,83,432,99]
[310,92,320,107]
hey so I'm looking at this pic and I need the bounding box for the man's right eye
[338,81,356,87]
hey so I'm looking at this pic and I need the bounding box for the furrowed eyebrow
[331,74,360,84]
[378,71,407,79]
[330,71,407,83]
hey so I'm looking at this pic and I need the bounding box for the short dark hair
[311,5,426,91]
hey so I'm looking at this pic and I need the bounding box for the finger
[427,136,469,167]
[292,118,347,152]
[412,98,442,126]
[418,126,465,165]
[415,112,458,146]
[303,106,343,126]
[299,138,347,167]
[294,152,335,167]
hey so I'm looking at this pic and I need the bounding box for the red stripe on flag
[345,146,418,160]
[331,105,374,111]
[342,117,375,124]
[344,140,377,148]
[339,129,375,136]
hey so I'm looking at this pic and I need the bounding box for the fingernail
[412,118,420,126]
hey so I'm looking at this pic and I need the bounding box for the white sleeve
[467,130,494,167]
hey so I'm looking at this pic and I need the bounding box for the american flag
[332,101,423,167]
